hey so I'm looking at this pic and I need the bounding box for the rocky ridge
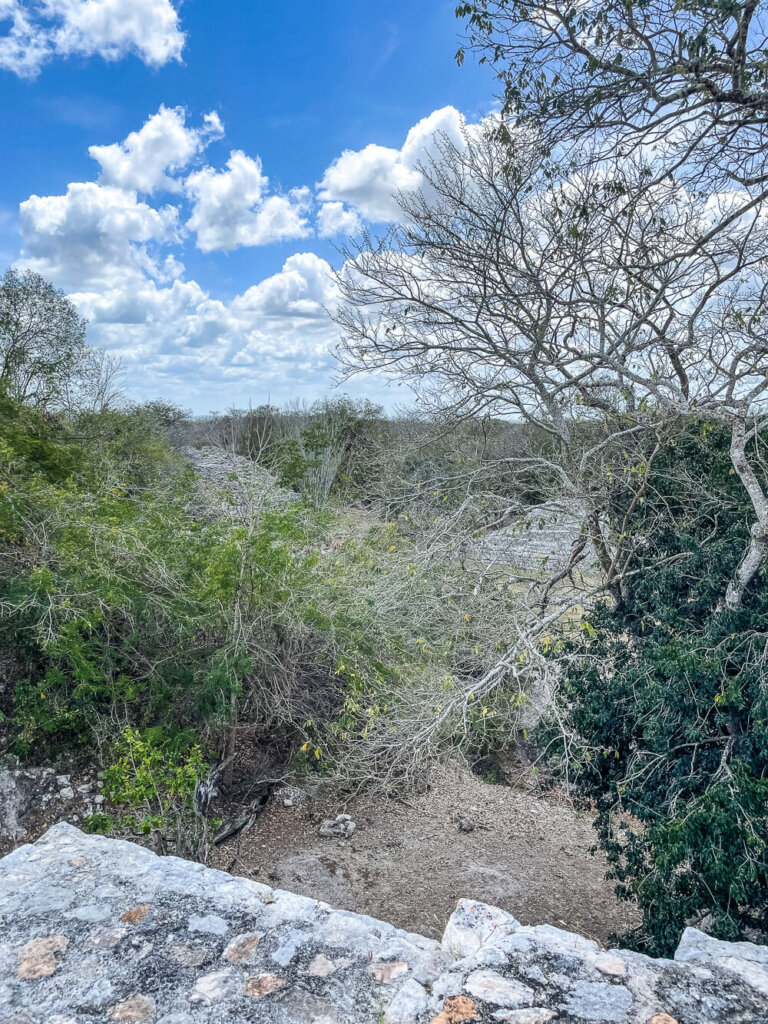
[1,824,766,1023]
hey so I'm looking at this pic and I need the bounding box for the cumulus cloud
[233,252,337,318]
[90,106,223,194]
[12,104,482,406]
[186,151,312,252]
[317,201,363,238]
[14,105,341,403]
[0,0,184,77]
[0,0,51,77]
[19,181,181,289]
[66,254,341,405]
[317,106,466,223]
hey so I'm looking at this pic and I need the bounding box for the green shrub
[83,812,114,835]
[557,422,768,953]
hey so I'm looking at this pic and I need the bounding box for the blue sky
[0,1,493,412]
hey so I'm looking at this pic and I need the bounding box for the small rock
[429,995,478,1024]
[593,953,627,977]
[17,936,68,980]
[188,913,229,936]
[318,813,356,838]
[168,943,210,967]
[442,900,520,957]
[56,775,70,787]
[463,970,535,1009]
[244,973,285,998]
[308,953,337,977]
[223,932,263,963]
[491,1011,556,1023]
[107,995,156,1022]
[458,818,475,833]
[648,1017,678,1024]
[121,904,151,925]
[59,787,75,800]
[370,960,409,984]
[385,978,429,1023]
[188,970,240,1006]
[92,927,127,949]
[385,974,434,1024]
[77,784,91,795]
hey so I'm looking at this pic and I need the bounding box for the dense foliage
[1,372,530,838]
[559,423,768,953]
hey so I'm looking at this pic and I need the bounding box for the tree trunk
[724,415,768,610]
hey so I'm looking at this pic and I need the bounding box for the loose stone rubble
[318,813,357,839]
[471,502,598,574]
[181,445,297,517]
[0,767,108,855]
[1,824,767,1023]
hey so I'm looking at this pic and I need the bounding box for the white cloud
[0,0,184,77]
[317,106,466,222]
[90,106,223,194]
[19,181,181,289]
[233,252,337,318]
[186,150,312,252]
[0,0,51,77]
[317,201,363,237]
[11,104,482,407]
[65,254,341,404]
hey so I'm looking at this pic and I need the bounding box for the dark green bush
[558,422,768,953]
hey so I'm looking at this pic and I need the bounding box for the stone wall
[1,824,766,1023]
[470,503,598,575]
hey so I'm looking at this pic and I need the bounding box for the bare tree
[457,0,768,197]
[333,126,768,625]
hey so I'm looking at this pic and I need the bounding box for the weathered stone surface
[1,824,767,1024]
[675,927,768,998]
[181,445,296,520]
[16,936,68,979]
[307,953,337,976]
[442,899,521,958]
[385,978,430,1023]
[470,501,599,573]
[491,1011,556,1023]
[463,969,535,1008]
[223,932,263,963]
[108,994,157,1022]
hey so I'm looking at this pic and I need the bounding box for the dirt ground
[209,764,639,946]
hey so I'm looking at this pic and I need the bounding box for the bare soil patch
[210,764,639,945]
